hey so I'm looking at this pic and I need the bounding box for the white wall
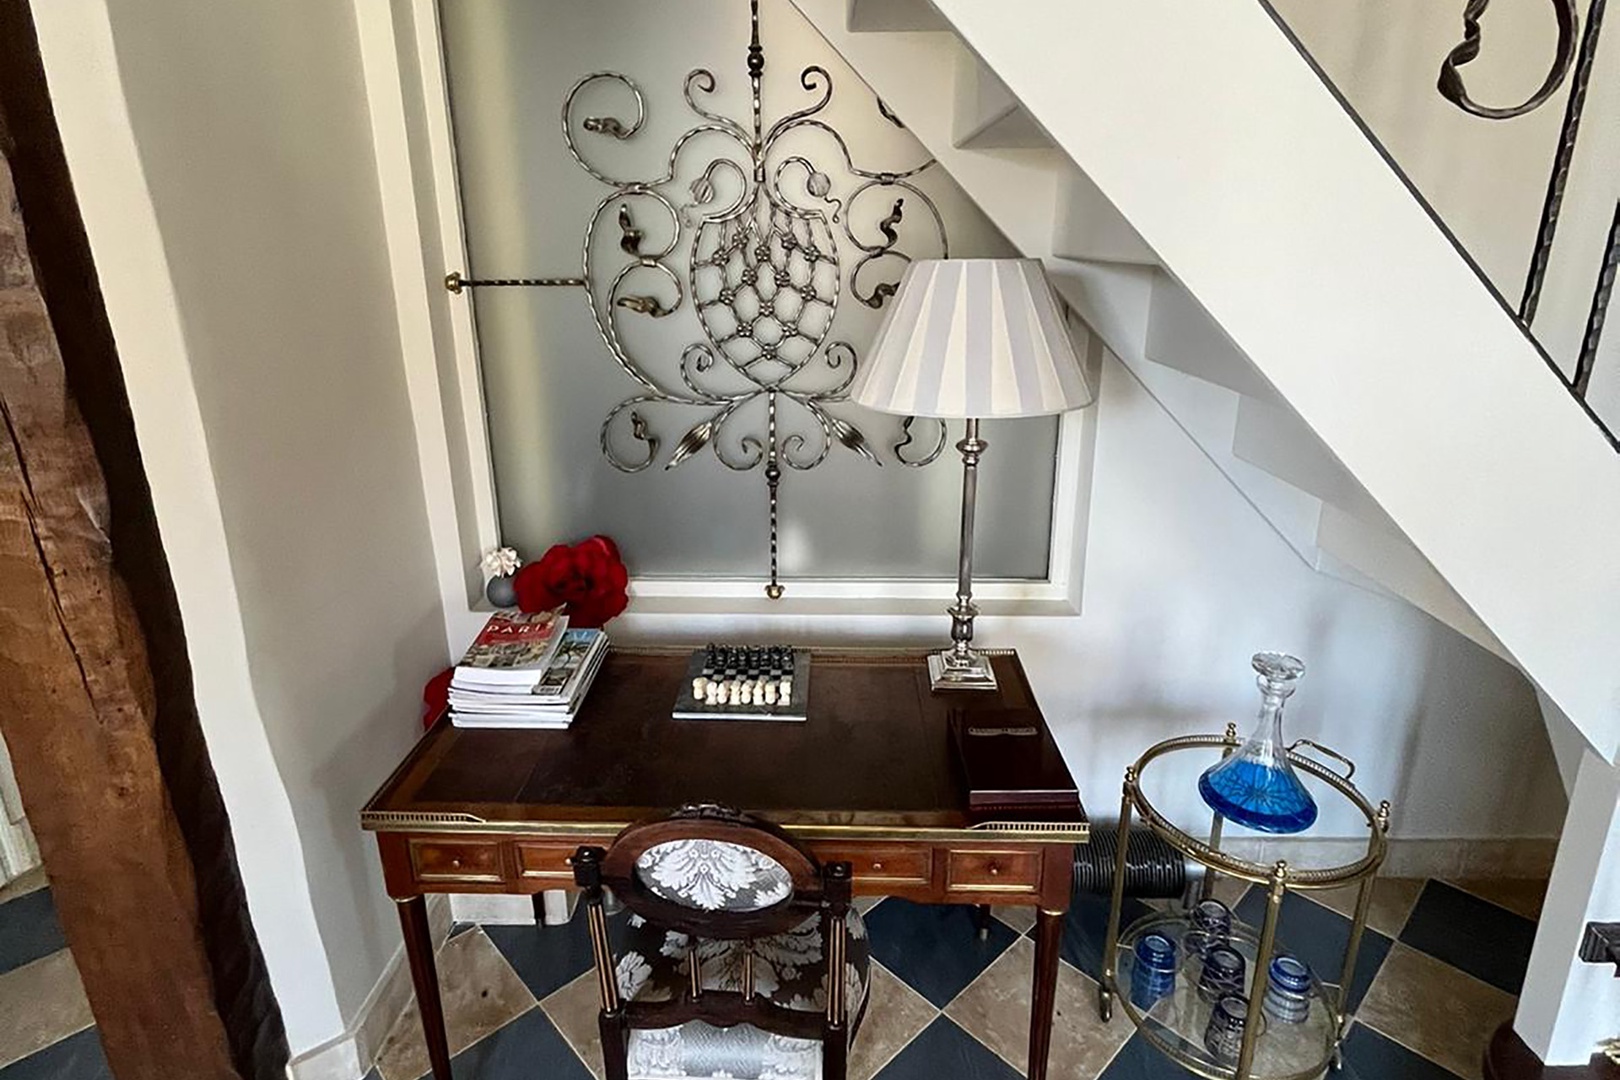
[599,353,1567,847]
[33,0,450,1058]
[1517,748,1620,1062]
[95,0,451,1033]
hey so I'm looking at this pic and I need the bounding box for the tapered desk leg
[397,897,453,1080]
[1030,908,1064,1080]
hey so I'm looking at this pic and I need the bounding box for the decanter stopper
[1197,652,1318,834]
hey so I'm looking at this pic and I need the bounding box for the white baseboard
[1217,835,1557,881]
[448,892,537,926]
[286,895,452,1080]
[446,889,579,926]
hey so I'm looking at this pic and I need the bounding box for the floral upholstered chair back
[635,836,796,914]
[598,804,821,938]
[574,805,869,1080]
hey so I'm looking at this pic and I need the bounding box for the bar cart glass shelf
[1098,727,1392,1080]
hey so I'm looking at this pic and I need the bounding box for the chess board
[671,645,811,722]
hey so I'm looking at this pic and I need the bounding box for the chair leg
[824,1021,848,1080]
[574,847,627,1080]
[598,1010,629,1080]
[976,904,993,941]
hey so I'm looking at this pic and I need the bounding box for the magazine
[453,609,567,686]
[449,629,609,729]
[532,629,608,704]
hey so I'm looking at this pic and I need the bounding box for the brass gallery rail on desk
[360,810,1089,844]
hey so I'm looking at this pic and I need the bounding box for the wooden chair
[572,805,868,1080]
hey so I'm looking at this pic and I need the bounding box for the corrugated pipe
[1073,825,1202,899]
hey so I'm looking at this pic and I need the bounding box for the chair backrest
[598,804,824,939]
[575,805,857,1079]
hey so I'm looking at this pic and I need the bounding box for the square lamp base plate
[928,650,999,692]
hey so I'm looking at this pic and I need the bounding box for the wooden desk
[363,648,1087,1080]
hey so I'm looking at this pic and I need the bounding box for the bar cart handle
[1289,738,1356,781]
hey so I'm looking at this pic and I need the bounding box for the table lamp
[849,259,1093,691]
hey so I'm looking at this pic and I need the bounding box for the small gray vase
[485,575,518,608]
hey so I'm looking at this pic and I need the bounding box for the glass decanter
[1198,652,1318,834]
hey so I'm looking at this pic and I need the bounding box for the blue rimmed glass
[1263,954,1313,1024]
[1130,932,1179,1010]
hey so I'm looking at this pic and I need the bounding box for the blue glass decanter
[1198,652,1318,834]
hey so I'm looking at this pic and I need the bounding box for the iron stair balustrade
[1260,0,1618,450]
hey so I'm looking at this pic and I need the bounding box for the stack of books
[449,610,608,729]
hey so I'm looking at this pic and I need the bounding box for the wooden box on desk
[948,706,1080,819]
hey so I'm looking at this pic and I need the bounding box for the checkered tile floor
[0,868,1544,1080]
[0,869,112,1080]
[362,874,1544,1080]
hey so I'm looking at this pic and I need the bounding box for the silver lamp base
[928,649,999,692]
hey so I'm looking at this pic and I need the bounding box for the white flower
[480,547,521,578]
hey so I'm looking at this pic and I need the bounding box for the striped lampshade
[849,258,1092,419]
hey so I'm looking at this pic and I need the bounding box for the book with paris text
[454,609,569,686]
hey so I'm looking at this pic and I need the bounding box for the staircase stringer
[929,0,1620,758]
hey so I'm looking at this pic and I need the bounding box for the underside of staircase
[790,0,1620,761]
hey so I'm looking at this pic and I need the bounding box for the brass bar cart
[1097,726,1391,1080]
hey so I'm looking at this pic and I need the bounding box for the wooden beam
[0,131,241,1080]
[0,5,288,1077]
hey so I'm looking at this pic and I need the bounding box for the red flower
[422,666,452,731]
[513,535,629,629]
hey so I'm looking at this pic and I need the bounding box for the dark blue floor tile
[0,888,68,977]
[429,1008,592,1080]
[1097,1032,1204,1080]
[865,900,1017,1007]
[874,1016,1023,1080]
[1044,893,1154,983]
[448,921,478,940]
[1339,1022,1459,1080]
[0,1028,113,1080]
[1399,881,1536,995]
[1234,890,1391,1012]
[485,907,625,1002]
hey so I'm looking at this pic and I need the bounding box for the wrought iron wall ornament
[447,0,949,598]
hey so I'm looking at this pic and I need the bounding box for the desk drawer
[515,842,579,883]
[827,846,933,887]
[946,849,1042,893]
[409,839,507,884]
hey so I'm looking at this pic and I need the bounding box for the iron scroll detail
[450,0,949,598]
[1437,0,1580,119]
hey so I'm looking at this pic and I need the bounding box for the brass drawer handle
[871,861,883,871]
